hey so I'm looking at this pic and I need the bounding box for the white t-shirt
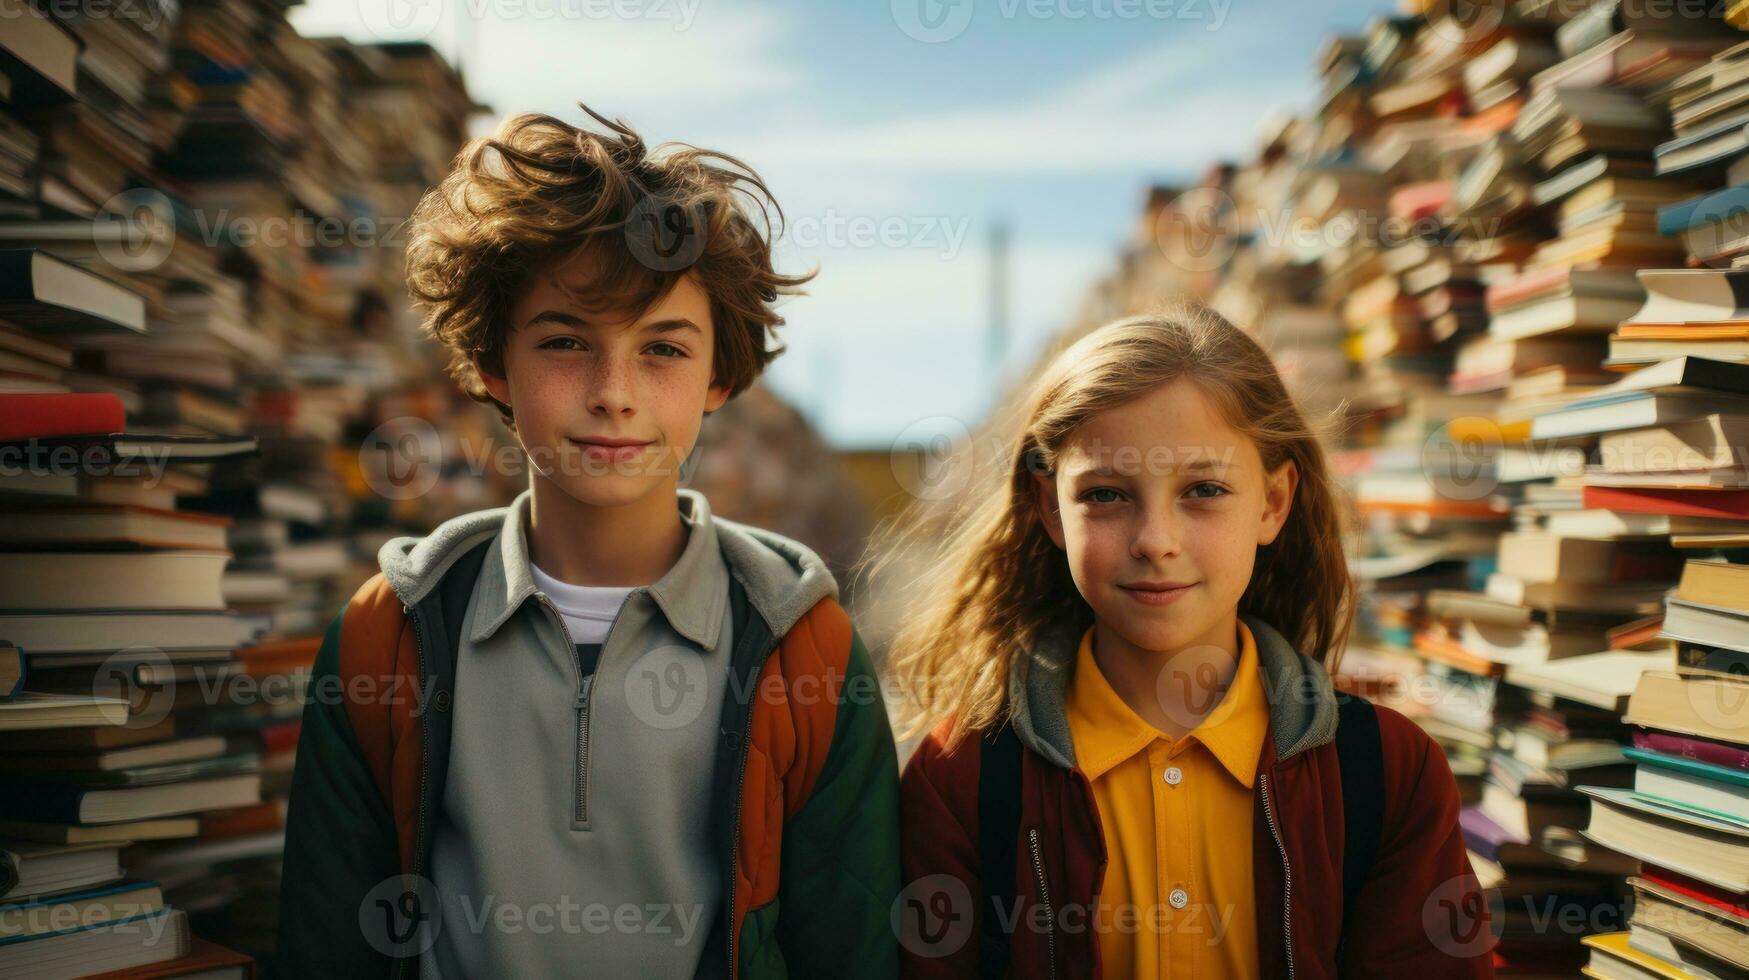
[528,562,633,645]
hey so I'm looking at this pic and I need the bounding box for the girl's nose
[1129,504,1183,561]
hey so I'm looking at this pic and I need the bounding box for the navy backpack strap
[977,720,1023,980]
[1334,690,1385,966]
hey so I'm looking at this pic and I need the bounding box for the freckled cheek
[1064,520,1130,588]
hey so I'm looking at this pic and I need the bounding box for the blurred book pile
[1030,0,1749,974]
[0,0,486,971]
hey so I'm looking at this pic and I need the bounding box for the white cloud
[729,33,1301,175]
[290,0,801,125]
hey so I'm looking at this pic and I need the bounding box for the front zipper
[1027,828,1058,980]
[534,590,637,829]
[1259,772,1296,980]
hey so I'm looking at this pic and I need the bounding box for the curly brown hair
[404,103,815,431]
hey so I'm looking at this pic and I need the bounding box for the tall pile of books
[0,0,485,968]
[1578,559,1749,976]
[980,0,1749,973]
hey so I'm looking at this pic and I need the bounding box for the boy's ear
[1258,459,1299,547]
[703,382,730,414]
[1034,472,1066,549]
[474,350,511,407]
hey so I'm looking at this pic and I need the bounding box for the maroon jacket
[898,615,1495,978]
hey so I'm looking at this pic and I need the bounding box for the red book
[1582,484,1749,520]
[1486,265,1578,312]
[1640,865,1749,920]
[0,392,124,442]
[1634,729,1749,771]
[1390,180,1452,222]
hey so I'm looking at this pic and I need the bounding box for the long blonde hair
[882,302,1356,748]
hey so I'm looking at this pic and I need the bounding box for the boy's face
[1034,377,1297,658]
[479,258,730,509]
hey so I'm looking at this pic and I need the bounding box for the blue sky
[291,0,1400,449]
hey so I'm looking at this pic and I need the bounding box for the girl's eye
[539,337,584,351]
[647,342,687,358]
[1081,487,1124,504]
[1186,482,1229,500]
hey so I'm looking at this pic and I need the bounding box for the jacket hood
[1006,613,1340,771]
[377,487,838,641]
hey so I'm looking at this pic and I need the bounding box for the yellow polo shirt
[1065,620,1267,979]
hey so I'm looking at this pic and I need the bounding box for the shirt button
[1169,888,1189,909]
[1163,766,1183,785]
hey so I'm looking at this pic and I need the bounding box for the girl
[888,305,1491,978]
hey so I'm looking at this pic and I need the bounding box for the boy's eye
[539,336,584,351]
[1080,487,1124,504]
[647,342,687,358]
[1186,482,1229,499]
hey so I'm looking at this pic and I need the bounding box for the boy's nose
[588,361,636,416]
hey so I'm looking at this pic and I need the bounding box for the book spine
[1633,729,1749,771]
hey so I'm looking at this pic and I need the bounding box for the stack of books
[1578,558,1749,976]
[2,0,484,965]
[0,649,257,976]
[1009,1,1749,972]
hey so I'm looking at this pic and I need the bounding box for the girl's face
[1035,377,1298,658]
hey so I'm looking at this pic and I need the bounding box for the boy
[274,107,900,979]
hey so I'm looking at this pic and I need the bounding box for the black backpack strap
[1334,691,1385,966]
[696,573,766,980]
[976,720,1023,980]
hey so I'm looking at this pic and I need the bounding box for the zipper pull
[577,674,594,706]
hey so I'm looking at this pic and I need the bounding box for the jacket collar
[1009,612,1341,773]
[1064,620,1270,788]
[468,487,730,650]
